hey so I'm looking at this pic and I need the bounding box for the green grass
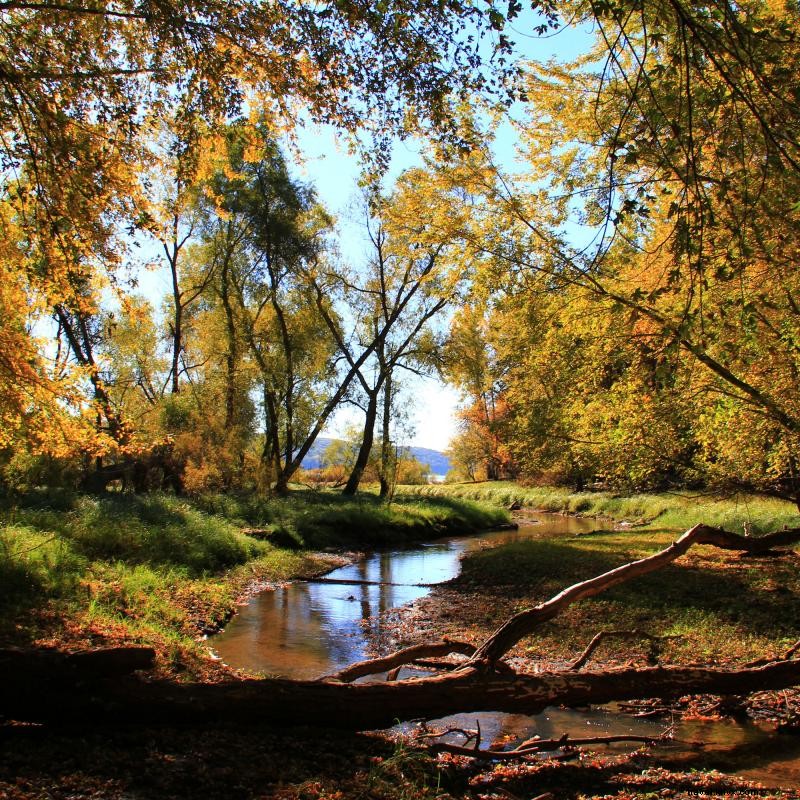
[410,481,800,534]
[0,488,508,664]
[193,488,509,548]
[452,525,800,665]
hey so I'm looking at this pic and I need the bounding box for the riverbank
[5,487,800,799]
[410,481,800,533]
[377,514,800,673]
[377,485,800,683]
[0,488,507,675]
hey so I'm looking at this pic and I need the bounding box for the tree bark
[220,253,238,433]
[4,656,800,731]
[343,389,379,495]
[379,372,393,499]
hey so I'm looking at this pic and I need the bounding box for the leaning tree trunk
[4,525,800,730]
[343,389,379,496]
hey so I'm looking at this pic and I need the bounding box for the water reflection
[211,512,800,788]
[212,514,608,679]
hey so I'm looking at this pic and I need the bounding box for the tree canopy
[2,0,800,502]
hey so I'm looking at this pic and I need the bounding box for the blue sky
[289,19,594,452]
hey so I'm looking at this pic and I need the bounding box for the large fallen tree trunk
[4,652,800,730]
[2,524,800,730]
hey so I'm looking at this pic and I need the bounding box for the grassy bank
[0,488,507,670]
[388,482,800,674]
[452,527,800,666]
[410,481,800,534]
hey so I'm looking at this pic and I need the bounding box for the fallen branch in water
[426,731,672,760]
[325,640,477,683]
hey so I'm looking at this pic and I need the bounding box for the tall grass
[193,489,509,548]
[410,481,800,534]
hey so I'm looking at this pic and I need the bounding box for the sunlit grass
[0,488,508,662]
[409,481,800,534]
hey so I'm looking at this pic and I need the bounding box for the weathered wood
[428,732,669,759]
[325,640,476,683]
[468,524,800,666]
[0,646,156,680]
[4,658,800,729]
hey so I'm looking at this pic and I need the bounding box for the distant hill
[301,437,451,476]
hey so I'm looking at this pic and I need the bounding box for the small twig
[409,658,462,671]
[495,788,523,800]
[414,726,478,741]
[568,629,680,671]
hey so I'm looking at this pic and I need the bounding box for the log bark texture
[4,656,800,730]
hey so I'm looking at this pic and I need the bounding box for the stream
[212,513,800,790]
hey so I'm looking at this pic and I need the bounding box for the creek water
[211,513,800,790]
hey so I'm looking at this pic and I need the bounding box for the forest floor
[3,485,800,799]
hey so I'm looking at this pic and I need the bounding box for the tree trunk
[220,255,237,433]
[343,390,379,495]
[169,247,182,395]
[379,373,393,499]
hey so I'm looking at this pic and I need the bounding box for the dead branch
[466,524,800,667]
[568,629,680,671]
[325,640,476,683]
[746,636,800,668]
[7,656,800,729]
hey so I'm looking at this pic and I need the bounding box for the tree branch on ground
[3,525,800,735]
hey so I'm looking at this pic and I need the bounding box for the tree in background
[404,0,800,500]
[313,187,456,496]
[0,0,520,488]
[444,303,515,482]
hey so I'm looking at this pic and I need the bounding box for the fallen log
[2,524,799,731]
[0,646,156,679]
[3,657,800,729]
